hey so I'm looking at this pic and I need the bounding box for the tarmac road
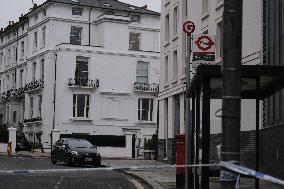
[0,155,140,189]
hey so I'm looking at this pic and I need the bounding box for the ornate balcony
[68,78,99,89]
[24,117,42,126]
[1,88,25,102]
[134,82,159,93]
[24,79,44,93]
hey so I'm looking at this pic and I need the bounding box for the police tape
[1,162,283,186]
[220,161,284,186]
[0,163,218,175]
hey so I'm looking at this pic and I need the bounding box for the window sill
[163,41,170,47]
[171,79,178,85]
[172,35,178,41]
[101,118,128,121]
[164,83,169,88]
[201,12,209,20]
[70,118,92,121]
[136,121,156,124]
[180,75,186,81]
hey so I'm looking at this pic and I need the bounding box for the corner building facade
[0,0,160,158]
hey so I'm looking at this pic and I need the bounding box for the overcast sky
[0,0,161,28]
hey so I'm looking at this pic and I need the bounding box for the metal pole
[255,77,260,189]
[221,0,243,188]
[195,89,200,189]
[201,78,210,189]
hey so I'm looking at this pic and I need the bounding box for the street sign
[183,21,195,35]
[192,34,216,62]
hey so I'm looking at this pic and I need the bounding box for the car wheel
[65,155,73,166]
[93,158,101,167]
[51,156,57,164]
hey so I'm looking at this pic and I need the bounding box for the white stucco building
[158,0,261,163]
[0,0,160,158]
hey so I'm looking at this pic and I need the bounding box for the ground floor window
[138,98,153,121]
[73,94,90,118]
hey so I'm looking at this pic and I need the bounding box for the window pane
[72,7,82,16]
[77,94,85,117]
[70,27,82,45]
[130,15,140,22]
[138,110,141,120]
[86,95,90,106]
[73,106,76,117]
[75,57,88,80]
[86,107,89,118]
[73,94,76,105]
[129,32,140,50]
[136,62,148,82]
[142,99,149,110]
[141,110,148,120]
[136,76,148,83]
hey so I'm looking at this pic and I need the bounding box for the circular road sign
[183,21,195,35]
[194,35,214,51]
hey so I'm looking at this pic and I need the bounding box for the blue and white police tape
[220,161,284,186]
[0,163,218,175]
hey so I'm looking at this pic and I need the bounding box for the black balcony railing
[1,79,44,102]
[68,78,99,88]
[24,117,42,124]
[134,82,159,93]
[24,79,44,93]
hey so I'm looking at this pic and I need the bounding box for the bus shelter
[186,65,284,189]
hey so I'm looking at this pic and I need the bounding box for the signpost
[183,20,195,189]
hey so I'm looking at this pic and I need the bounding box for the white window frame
[165,14,170,42]
[173,50,178,80]
[136,61,149,83]
[129,32,141,51]
[72,6,83,16]
[32,62,36,82]
[38,94,42,117]
[41,59,44,82]
[41,27,46,47]
[173,6,178,36]
[165,55,169,83]
[130,14,141,23]
[202,0,209,16]
[34,31,38,49]
[138,98,154,122]
[21,41,25,58]
[73,94,90,118]
[30,97,33,119]
[70,26,82,45]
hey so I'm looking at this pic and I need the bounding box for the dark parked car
[51,138,101,167]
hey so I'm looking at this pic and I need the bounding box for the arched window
[13,111,17,123]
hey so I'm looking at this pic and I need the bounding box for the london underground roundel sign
[183,21,195,35]
[194,35,214,51]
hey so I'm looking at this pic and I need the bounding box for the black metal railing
[1,79,44,102]
[24,117,42,124]
[68,78,99,88]
[134,82,159,93]
[24,79,44,92]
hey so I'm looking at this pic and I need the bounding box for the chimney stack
[142,5,148,9]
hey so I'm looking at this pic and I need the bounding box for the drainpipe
[51,53,57,151]
[89,7,93,46]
